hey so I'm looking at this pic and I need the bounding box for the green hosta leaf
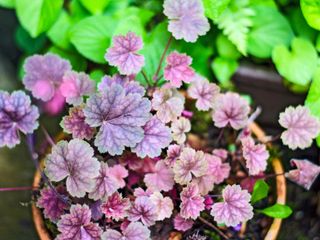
[301,0,320,30]
[15,26,47,54]
[272,38,318,86]
[258,204,292,219]
[316,34,320,52]
[288,8,317,42]
[70,15,114,63]
[90,69,105,84]
[248,6,294,58]
[217,5,254,55]
[15,0,64,38]
[211,57,238,87]
[70,0,90,21]
[249,0,277,8]
[48,11,73,50]
[305,67,320,147]
[49,46,87,72]
[203,0,231,22]
[104,0,129,15]
[216,34,240,60]
[0,0,14,8]
[79,0,110,14]
[251,180,269,204]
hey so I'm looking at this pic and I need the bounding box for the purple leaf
[89,162,118,201]
[102,222,150,240]
[210,185,253,227]
[173,213,194,232]
[61,106,95,140]
[36,186,69,222]
[84,84,151,155]
[60,71,95,105]
[128,196,157,226]
[132,116,171,158]
[105,32,145,75]
[163,0,210,42]
[45,139,100,197]
[180,183,205,219]
[212,92,250,130]
[57,204,102,240]
[0,91,39,148]
[23,53,71,101]
[98,74,145,96]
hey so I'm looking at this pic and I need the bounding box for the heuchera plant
[1,0,320,239]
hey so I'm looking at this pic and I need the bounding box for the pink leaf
[132,116,172,158]
[164,51,195,87]
[180,183,205,219]
[173,147,207,185]
[212,92,250,130]
[84,83,151,155]
[188,76,220,111]
[171,117,191,144]
[144,160,175,192]
[60,71,95,105]
[105,32,145,75]
[61,106,95,140]
[279,105,320,150]
[149,192,174,221]
[108,164,129,188]
[45,139,100,197]
[102,222,150,240]
[23,53,71,101]
[0,91,39,148]
[128,196,157,226]
[173,213,194,232]
[152,88,185,123]
[43,89,65,116]
[57,204,102,240]
[163,0,210,42]
[285,159,320,190]
[101,192,130,221]
[241,137,269,175]
[211,185,253,227]
[164,144,183,167]
[36,186,69,222]
[89,162,118,200]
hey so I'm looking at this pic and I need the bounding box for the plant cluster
[1,0,320,239]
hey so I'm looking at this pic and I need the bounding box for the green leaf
[248,6,294,58]
[90,69,105,84]
[272,38,318,86]
[48,11,73,50]
[136,22,172,86]
[0,0,14,8]
[301,0,320,30]
[203,0,231,22]
[103,0,129,15]
[15,0,64,38]
[15,26,47,54]
[211,57,238,87]
[70,15,114,63]
[251,180,269,204]
[288,8,317,42]
[249,0,277,8]
[216,34,240,59]
[79,0,110,14]
[305,67,320,147]
[258,203,292,219]
[316,34,320,52]
[48,46,87,71]
[217,4,254,55]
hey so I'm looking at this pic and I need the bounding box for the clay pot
[32,123,286,240]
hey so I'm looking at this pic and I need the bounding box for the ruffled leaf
[102,222,150,240]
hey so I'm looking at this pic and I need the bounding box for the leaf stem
[198,216,229,240]
[0,186,38,192]
[153,35,173,86]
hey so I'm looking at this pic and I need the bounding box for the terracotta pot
[32,123,286,240]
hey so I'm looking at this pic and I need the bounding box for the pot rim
[32,122,286,240]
